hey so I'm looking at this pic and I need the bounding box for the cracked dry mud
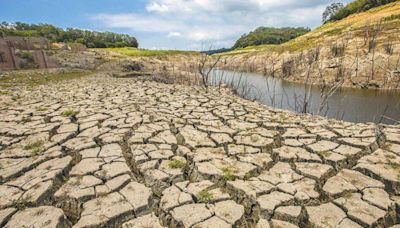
[0,73,399,228]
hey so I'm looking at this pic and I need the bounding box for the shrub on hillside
[233,27,310,49]
[16,51,38,69]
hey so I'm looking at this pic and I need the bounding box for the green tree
[0,22,139,48]
[322,3,344,23]
[233,27,310,49]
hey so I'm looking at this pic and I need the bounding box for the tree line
[233,27,311,49]
[0,22,138,48]
[322,0,398,23]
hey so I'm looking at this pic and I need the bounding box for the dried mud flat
[0,73,399,228]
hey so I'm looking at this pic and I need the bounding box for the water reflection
[210,69,400,124]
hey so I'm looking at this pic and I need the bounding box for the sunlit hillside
[222,1,400,56]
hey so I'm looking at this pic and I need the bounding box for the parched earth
[0,73,399,227]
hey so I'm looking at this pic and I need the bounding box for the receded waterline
[210,69,400,124]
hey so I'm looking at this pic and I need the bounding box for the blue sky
[1,0,351,50]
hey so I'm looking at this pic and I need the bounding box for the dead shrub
[282,59,295,77]
[383,42,394,55]
[331,43,345,57]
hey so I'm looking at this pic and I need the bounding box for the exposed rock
[4,206,71,228]
[171,203,213,227]
[362,188,394,210]
[0,208,16,227]
[258,162,302,185]
[355,149,400,194]
[213,200,245,225]
[119,182,152,216]
[334,193,386,227]
[74,192,135,227]
[270,219,299,228]
[122,213,164,228]
[323,169,385,197]
[274,206,302,225]
[257,191,293,219]
[306,203,346,228]
[195,216,231,228]
[273,146,321,162]
[294,162,333,181]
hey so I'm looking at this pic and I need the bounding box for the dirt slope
[219,2,400,89]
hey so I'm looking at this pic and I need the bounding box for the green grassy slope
[95,47,197,57]
[220,1,400,56]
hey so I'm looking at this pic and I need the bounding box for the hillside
[223,2,400,55]
[0,22,138,48]
[328,0,398,22]
[218,1,400,89]
[233,27,310,49]
[96,47,197,57]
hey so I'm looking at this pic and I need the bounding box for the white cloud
[91,13,181,32]
[90,0,351,50]
[167,32,182,37]
[146,2,169,13]
[188,31,209,41]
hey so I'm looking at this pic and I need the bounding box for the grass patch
[95,47,197,57]
[384,13,400,21]
[222,166,236,181]
[318,150,332,157]
[250,134,259,143]
[35,107,48,112]
[24,140,45,156]
[324,27,345,36]
[388,161,400,169]
[71,176,83,186]
[176,134,185,145]
[12,196,31,210]
[196,190,214,203]
[219,35,318,56]
[61,109,79,117]
[33,208,45,216]
[167,159,186,169]
[342,191,354,199]
[276,37,319,53]
[0,71,90,88]
[13,200,28,210]
[21,116,31,123]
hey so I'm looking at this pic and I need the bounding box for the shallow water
[210,69,400,124]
